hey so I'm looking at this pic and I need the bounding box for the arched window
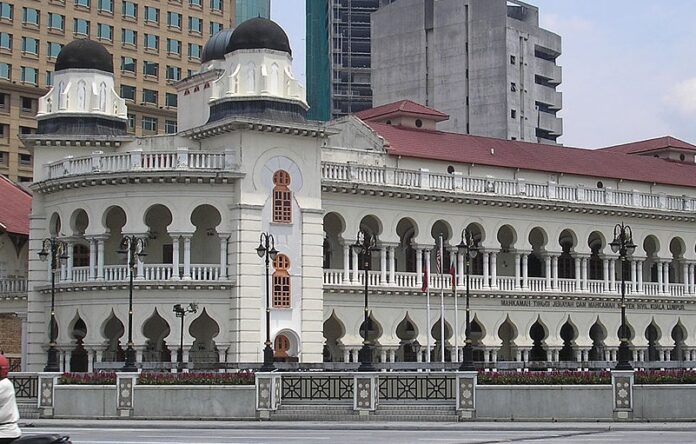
[274,334,289,358]
[272,170,292,224]
[272,254,291,308]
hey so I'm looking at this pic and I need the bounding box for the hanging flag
[449,255,457,292]
[421,253,429,292]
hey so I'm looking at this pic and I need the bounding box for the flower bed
[60,372,117,385]
[478,370,696,385]
[478,371,610,385]
[137,371,255,385]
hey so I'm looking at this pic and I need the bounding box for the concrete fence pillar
[38,373,61,417]
[611,369,634,420]
[456,371,477,420]
[116,373,138,417]
[353,374,378,415]
[256,373,282,420]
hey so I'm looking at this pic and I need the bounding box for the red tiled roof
[0,176,31,236]
[355,100,449,122]
[363,122,696,188]
[599,136,696,154]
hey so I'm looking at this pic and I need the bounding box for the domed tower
[176,18,308,131]
[36,39,127,135]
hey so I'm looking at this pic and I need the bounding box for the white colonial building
[15,18,696,371]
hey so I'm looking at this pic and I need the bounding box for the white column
[380,246,387,285]
[97,237,105,280]
[416,248,423,288]
[88,237,96,280]
[544,254,551,290]
[219,236,228,280]
[388,348,396,363]
[351,247,359,284]
[490,251,498,289]
[522,253,529,289]
[388,246,396,286]
[65,240,73,282]
[637,260,644,293]
[482,251,490,288]
[87,349,94,372]
[609,258,616,292]
[343,348,350,363]
[171,235,180,280]
[682,261,689,292]
[663,260,671,295]
[574,255,582,291]
[602,258,610,292]
[514,252,521,290]
[457,249,464,287]
[342,243,350,284]
[630,259,637,294]
[690,263,695,295]
[182,235,192,280]
[136,253,144,280]
[551,255,558,290]
[656,261,664,293]
[581,257,588,292]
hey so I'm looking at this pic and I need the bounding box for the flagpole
[440,235,445,365]
[425,250,431,365]
[453,256,458,363]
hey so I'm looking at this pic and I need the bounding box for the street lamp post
[353,229,378,372]
[117,235,147,372]
[173,303,198,372]
[610,222,636,371]
[256,232,278,372]
[457,228,478,371]
[38,238,69,372]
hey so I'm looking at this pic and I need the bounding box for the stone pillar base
[613,409,633,421]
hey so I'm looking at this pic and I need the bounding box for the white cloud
[664,78,696,116]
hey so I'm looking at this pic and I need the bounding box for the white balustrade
[496,276,516,291]
[464,177,487,193]
[429,173,454,190]
[557,278,576,293]
[143,265,173,281]
[585,189,604,203]
[641,194,660,208]
[556,186,575,201]
[394,170,420,187]
[71,267,90,283]
[526,183,548,199]
[0,278,27,294]
[190,265,221,281]
[586,280,603,294]
[669,283,685,297]
[103,265,129,281]
[527,277,546,292]
[323,270,345,285]
[643,282,660,296]
[614,191,632,206]
[494,180,517,196]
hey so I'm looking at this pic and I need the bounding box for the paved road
[19,426,696,444]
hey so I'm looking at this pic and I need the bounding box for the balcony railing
[55,264,228,284]
[321,162,696,213]
[323,269,689,298]
[0,278,27,295]
[45,148,233,180]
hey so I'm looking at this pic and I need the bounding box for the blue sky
[271,1,696,148]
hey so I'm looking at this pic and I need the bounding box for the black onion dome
[55,39,114,73]
[226,18,291,55]
[201,28,235,63]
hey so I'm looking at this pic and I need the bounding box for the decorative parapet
[116,373,138,417]
[611,369,634,420]
[353,374,379,413]
[455,371,477,419]
[321,161,696,214]
[37,372,61,417]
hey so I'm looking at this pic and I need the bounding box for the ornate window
[272,170,292,224]
[272,254,290,308]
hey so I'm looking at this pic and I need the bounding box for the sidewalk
[21,418,696,432]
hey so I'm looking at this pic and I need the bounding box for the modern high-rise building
[372,0,563,143]
[0,0,235,182]
[307,0,381,120]
[306,0,330,121]
[236,0,271,25]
